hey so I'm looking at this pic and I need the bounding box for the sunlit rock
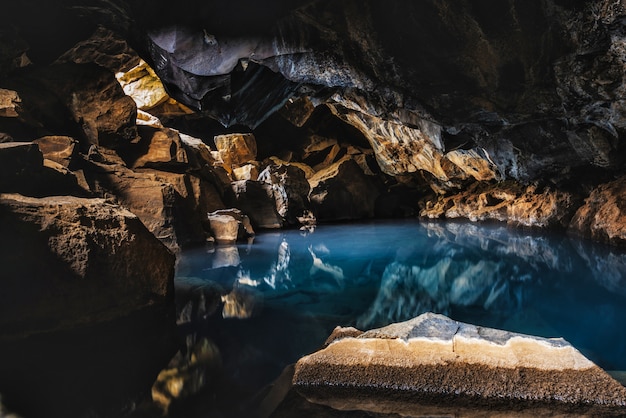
[207,209,254,244]
[214,133,257,173]
[116,59,169,110]
[0,88,22,118]
[422,181,578,228]
[569,176,626,247]
[0,193,174,337]
[294,312,626,415]
[124,126,188,170]
[232,163,259,181]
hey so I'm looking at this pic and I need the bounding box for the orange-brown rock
[33,136,77,168]
[0,193,174,338]
[126,126,188,170]
[293,313,626,416]
[568,176,626,247]
[421,181,578,228]
[214,133,257,172]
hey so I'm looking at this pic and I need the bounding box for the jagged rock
[214,133,257,172]
[33,136,77,168]
[0,193,174,337]
[421,181,579,228]
[569,176,626,247]
[232,163,259,181]
[57,26,140,73]
[126,126,188,170]
[293,312,626,415]
[229,180,283,229]
[309,157,380,221]
[115,59,169,110]
[258,163,310,224]
[0,88,22,118]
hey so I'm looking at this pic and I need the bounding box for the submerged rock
[293,312,626,415]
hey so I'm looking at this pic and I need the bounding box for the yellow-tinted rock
[214,133,257,172]
[116,60,169,110]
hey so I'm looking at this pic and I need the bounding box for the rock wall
[2,0,626,237]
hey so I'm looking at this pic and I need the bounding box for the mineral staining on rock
[294,312,626,414]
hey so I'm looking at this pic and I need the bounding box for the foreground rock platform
[292,313,626,416]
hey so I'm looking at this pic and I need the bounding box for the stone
[258,163,311,225]
[0,193,174,337]
[229,180,283,229]
[127,126,189,170]
[208,208,254,244]
[309,157,380,221]
[293,312,626,415]
[214,133,257,171]
[33,136,77,168]
[421,181,579,228]
[115,59,169,110]
[568,176,626,247]
[232,163,259,181]
[0,88,21,118]
[34,63,138,148]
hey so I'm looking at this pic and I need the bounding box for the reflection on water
[175,220,626,414]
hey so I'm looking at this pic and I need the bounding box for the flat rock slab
[293,312,626,415]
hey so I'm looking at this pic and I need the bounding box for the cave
[1,0,626,417]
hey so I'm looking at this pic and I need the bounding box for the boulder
[421,181,579,228]
[232,163,259,181]
[33,136,77,168]
[230,180,283,229]
[568,176,626,247]
[293,312,626,415]
[207,209,254,244]
[258,163,311,225]
[214,133,257,171]
[115,60,169,110]
[309,157,380,221]
[127,126,189,170]
[0,193,174,337]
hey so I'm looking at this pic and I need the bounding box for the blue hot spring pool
[174,219,626,411]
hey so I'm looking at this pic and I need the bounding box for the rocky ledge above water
[287,312,626,417]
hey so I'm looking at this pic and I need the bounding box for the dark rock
[309,157,380,221]
[229,180,283,229]
[258,163,311,225]
[125,126,189,170]
[0,193,175,337]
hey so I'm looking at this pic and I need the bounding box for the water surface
[175,220,626,414]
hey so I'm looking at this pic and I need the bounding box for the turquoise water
[175,220,626,408]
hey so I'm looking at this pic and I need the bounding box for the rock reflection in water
[174,219,626,414]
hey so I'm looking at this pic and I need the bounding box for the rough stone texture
[33,136,78,168]
[569,176,626,247]
[309,157,380,221]
[115,59,169,110]
[214,133,257,172]
[293,313,626,414]
[0,193,175,337]
[229,180,283,229]
[207,208,254,244]
[421,181,579,228]
[126,126,189,170]
[258,163,311,225]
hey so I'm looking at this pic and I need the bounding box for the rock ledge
[293,313,626,415]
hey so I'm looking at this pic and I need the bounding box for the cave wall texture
[2,0,626,245]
